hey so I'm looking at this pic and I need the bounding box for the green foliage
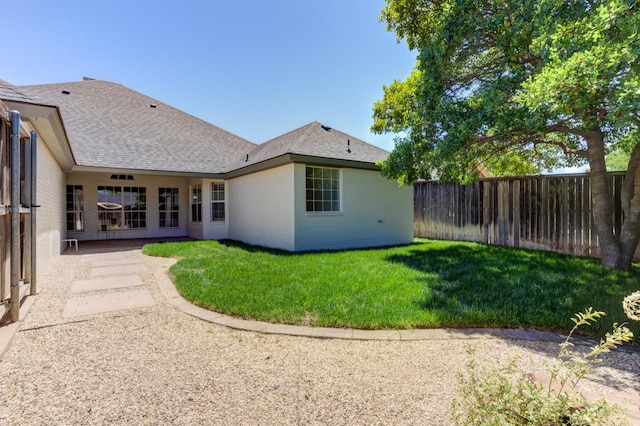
[452,309,634,425]
[606,147,631,171]
[143,240,640,336]
[374,0,640,183]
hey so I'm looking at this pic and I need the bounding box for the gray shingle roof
[0,79,53,106]
[14,79,387,175]
[234,122,389,170]
[19,79,256,174]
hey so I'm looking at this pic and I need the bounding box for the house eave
[0,100,9,121]
[225,154,382,179]
[68,165,226,179]
[2,100,76,171]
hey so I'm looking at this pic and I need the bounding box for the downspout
[10,111,20,322]
[30,131,37,295]
[23,132,31,288]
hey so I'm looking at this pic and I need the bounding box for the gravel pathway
[0,245,638,425]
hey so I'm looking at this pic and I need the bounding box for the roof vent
[61,90,70,95]
[110,174,134,181]
[150,103,157,108]
[346,139,351,154]
[245,154,249,162]
[82,76,96,81]
[321,124,332,132]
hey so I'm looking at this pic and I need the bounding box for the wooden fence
[414,173,631,259]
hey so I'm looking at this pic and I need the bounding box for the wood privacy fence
[414,172,631,259]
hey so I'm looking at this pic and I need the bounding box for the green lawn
[142,239,640,338]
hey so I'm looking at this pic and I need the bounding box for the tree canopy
[374,0,640,269]
[373,0,639,183]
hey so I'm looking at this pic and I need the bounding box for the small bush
[452,308,634,425]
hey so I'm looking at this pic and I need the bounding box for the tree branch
[546,123,587,138]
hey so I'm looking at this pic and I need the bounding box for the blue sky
[1,0,415,151]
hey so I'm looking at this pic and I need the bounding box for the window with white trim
[305,166,340,212]
[97,186,146,230]
[66,185,84,231]
[211,182,225,222]
[191,184,202,222]
[159,187,179,228]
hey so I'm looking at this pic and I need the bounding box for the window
[305,166,340,212]
[191,185,202,222]
[211,182,225,222]
[97,186,146,230]
[66,185,84,231]
[159,188,179,228]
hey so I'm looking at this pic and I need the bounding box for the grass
[142,239,640,338]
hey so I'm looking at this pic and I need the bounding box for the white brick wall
[49,163,411,257]
[228,164,295,251]
[227,163,412,252]
[293,164,413,251]
[35,138,66,277]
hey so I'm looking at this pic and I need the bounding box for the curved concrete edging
[153,259,576,344]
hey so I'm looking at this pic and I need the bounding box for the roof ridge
[289,122,321,151]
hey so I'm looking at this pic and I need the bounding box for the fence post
[9,111,20,322]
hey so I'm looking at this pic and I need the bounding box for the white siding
[228,164,295,251]
[35,138,66,277]
[294,164,413,251]
[66,173,190,241]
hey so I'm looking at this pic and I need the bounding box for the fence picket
[414,172,635,260]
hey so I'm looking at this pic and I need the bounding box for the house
[0,77,413,317]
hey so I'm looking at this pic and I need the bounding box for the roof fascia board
[3,100,76,170]
[225,155,293,179]
[0,100,9,121]
[289,154,382,171]
[225,154,381,179]
[68,165,226,179]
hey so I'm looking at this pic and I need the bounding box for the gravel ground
[0,247,638,425]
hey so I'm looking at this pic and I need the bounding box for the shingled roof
[20,79,256,174]
[15,79,388,176]
[0,79,51,105]
[233,122,389,171]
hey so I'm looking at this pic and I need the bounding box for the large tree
[373,0,640,269]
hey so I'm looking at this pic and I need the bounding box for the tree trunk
[617,143,640,270]
[585,129,621,268]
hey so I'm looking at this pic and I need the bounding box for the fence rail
[414,173,631,259]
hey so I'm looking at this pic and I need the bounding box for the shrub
[452,308,634,425]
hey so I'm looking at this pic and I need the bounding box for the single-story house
[0,77,413,317]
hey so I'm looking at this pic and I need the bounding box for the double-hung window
[305,166,340,212]
[66,185,84,231]
[211,182,225,222]
[191,185,202,222]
